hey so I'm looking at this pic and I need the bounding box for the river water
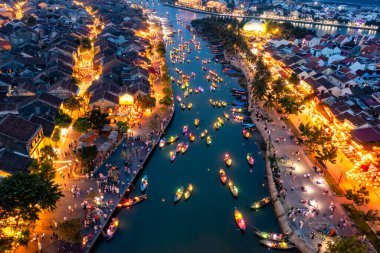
[94,3,289,253]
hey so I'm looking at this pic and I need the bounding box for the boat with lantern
[206,135,212,145]
[174,186,184,203]
[252,226,286,241]
[118,194,148,208]
[140,175,148,192]
[217,117,224,125]
[183,125,188,134]
[184,184,193,200]
[234,208,246,231]
[176,142,184,153]
[159,138,166,148]
[242,129,250,138]
[102,218,119,240]
[170,150,176,162]
[180,102,186,110]
[228,179,238,198]
[219,169,227,184]
[176,95,181,102]
[166,135,179,144]
[260,239,295,250]
[214,121,221,130]
[187,103,193,110]
[188,132,195,142]
[223,112,230,120]
[250,197,271,210]
[181,142,189,154]
[200,129,208,138]
[224,153,232,167]
[194,118,200,127]
[247,153,254,166]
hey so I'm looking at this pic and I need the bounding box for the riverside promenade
[163,3,379,31]
[224,51,365,252]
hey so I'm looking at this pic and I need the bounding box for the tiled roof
[0,114,41,143]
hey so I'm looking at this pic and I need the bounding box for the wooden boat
[183,125,188,134]
[200,129,208,138]
[209,99,213,105]
[223,112,230,120]
[118,195,147,208]
[140,175,148,192]
[230,107,243,113]
[250,197,271,210]
[210,86,216,92]
[228,179,238,198]
[187,103,193,110]
[170,150,176,162]
[252,226,286,241]
[159,138,166,148]
[206,135,212,145]
[194,88,199,94]
[188,132,195,142]
[194,118,200,127]
[181,142,189,154]
[242,129,250,138]
[260,240,295,250]
[211,82,218,88]
[176,142,184,153]
[180,102,186,110]
[224,153,232,167]
[213,121,221,130]
[174,186,184,203]
[221,101,227,107]
[189,88,193,94]
[217,117,224,125]
[166,135,179,144]
[102,218,119,240]
[219,169,227,184]
[247,153,255,166]
[234,208,246,231]
[176,95,181,102]
[184,184,193,200]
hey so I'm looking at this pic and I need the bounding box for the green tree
[28,160,56,181]
[77,146,97,172]
[345,186,370,206]
[0,172,63,223]
[116,121,129,134]
[26,16,37,26]
[315,145,338,164]
[57,218,83,243]
[80,37,92,51]
[40,145,57,162]
[299,122,332,150]
[73,117,92,133]
[63,96,81,112]
[278,95,302,114]
[89,109,110,131]
[326,235,368,253]
[52,128,61,142]
[54,111,72,128]
[288,73,300,85]
[159,96,173,106]
[135,95,156,111]
[156,41,166,58]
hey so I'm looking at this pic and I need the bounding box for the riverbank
[164,3,379,31]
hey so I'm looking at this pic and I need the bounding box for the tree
[89,109,109,131]
[299,122,332,151]
[57,218,83,243]
[288,73,300,85]
[326,235,368,253]
[40,145,57,162]
[28,160,56,181]
[345,186,370,206]
[135,95,156,111]
[116,121,129,134]
[54,111,72,128]
[64,96,81,112]
[0,172,63,223]
[359,209,380,223]
[73,117,92,133]
[159,96,173,106]
[315,145,338,164]
[77,146,97,172]
[80,37,92,51]
[52,128,61,142]
[26,16,37,26]
[278,95,302,114]
[156,41,166,58]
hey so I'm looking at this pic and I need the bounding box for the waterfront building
[206,1,227,12]
[177,0,203,8]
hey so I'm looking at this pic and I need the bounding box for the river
[94,2,288,253]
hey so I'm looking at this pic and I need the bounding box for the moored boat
[183,125,188,134]
[140,175,148,192]
[213,121,221,130]
[184,183,193,200]
[219,169,227,184]
[102,218,119,240]
[176,142,184,153]
[159,138,166,148]
[174,186,184,203]
[188,132,195,142]
[217,117,224,125]
[247,153,254,166]
[118,194,147,208]
[176,95,181,102]
[170,150,176,162]
[252,226,286,241]
[180,102,186,110]
[228,179,238,198]
[242,129,250,138]
[234,208,246,231]
[187,103,193,110]
[260,239,295,250]
[223,112,230,120]
[181,142,189,154]
[250,197,271,210]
